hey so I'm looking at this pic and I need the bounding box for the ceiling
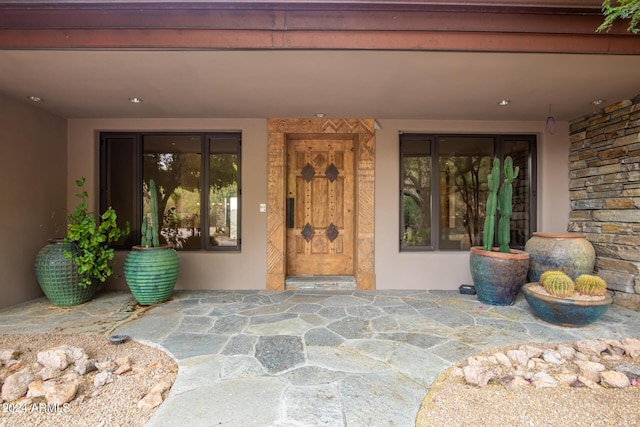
[1,49,639,122]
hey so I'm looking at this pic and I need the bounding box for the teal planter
[522,283,612,327]
[35,240,98,306]
[124,245,179,305]
[470,246,530,306]
[524,232,595,282]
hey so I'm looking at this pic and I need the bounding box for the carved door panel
[286,137,354,275]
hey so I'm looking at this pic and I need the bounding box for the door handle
[287,197,295,229]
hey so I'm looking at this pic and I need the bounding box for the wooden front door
[286,136,354,275]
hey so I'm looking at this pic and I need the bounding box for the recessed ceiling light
[128,97,143,104]
[591,99,604,105]
[497,100,511,106]
[27,95,43,102]
[315,113,325,118]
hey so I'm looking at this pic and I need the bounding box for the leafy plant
[65,177,130,288]
[598,0,640,34]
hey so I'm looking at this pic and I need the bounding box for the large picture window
[100,132,241,251]
[400,134,536,251]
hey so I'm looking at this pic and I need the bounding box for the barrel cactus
[541,271,575,298]
[575,274,607,296]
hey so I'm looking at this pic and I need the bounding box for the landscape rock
[463,365,494,387]
[506,349,528,366]
[1,370,33,402]
[531,372,558,388]
[613,363,640,380]
[113,356,131,375]
[39,366,62,381]
[137,391,163,410]
[600,371,631,388]
[93,371,114,387]
[26,380,46,398]
[95,358,117,372]
[574,340,608,357]
[0,349,19,365]
[74,356,96,375]
[37,347,71,371]
[43,378,79,404]
[622,338,640,358]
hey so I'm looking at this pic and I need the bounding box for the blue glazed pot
[522,283,612,327]
[470,247,530,306]
[525,232,595,282]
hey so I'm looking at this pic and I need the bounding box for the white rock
[93,371,114,387]
[520,345,544,359]
[493,352,512,368]
[556,344,576,359]
[39,366,62,381]
[574,340,608,357]
[506,349,528,366]
[575,360,606,374]
[95,358,117,372]
[113,356,131,375]
[555,374,578,385]
[37,348,70,371]
[1,370,33,402]
[74,357,96,376]
[42,378,78,404]
[26,380,46,399]
[463,365,494,387]
[622,338,640,358]
[600,371,631,388]
[542,350,563,365]
[0,349,19,365]
[531,372,558,388]
[137,391,163,410]
[578,375,601,389]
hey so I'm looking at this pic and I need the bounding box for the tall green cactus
[498,156,519,253]
[482,158,500,251]
[141,179,161,248]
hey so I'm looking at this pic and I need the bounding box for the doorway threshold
[285,275,356,291]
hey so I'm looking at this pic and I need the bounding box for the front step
[285,275,357,291]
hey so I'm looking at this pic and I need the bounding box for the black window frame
[399,133,537,252]
[100,131,242,252]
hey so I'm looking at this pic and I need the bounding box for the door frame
[267,118,376,290]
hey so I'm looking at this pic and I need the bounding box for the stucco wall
[0,93,67,309]
[67,117,570,292]
[374,119,571,290]
[67,118,268,291]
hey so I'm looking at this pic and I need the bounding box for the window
[400,134,536,251]
[100,132,241,251]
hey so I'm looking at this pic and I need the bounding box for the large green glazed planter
[524,232,595,282]
[470,246,530,306]
[124,245,180,305]
[35,240,98,306]
[522,283,612,327]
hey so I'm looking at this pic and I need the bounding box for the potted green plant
[124,179,180,305]
[35,177,130,306]
[522,271,612,327]
[469,156,530,305]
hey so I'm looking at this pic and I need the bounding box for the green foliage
[541,271,576,298]
[64,177,130,288]
[598,0,640,34]
[575,274,608,296]
[498,157,519,252]
[482,158,500,251]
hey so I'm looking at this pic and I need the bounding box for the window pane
[401,140,431,248]
[143,135,202,249]
[209,151,239,248]
[438,137,493,250]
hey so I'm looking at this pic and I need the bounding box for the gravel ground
[417,348,640,427]
[0,334,177,427]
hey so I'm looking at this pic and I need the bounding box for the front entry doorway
[286,136,354,276]
[266,118,376,291]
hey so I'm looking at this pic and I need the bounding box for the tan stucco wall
[374,119,570,290]
[67,118,268,291]
[0,93,67,309]
[67,117,570,292]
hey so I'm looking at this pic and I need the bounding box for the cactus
[539,270,565,284]
[498,156,519,253]
[140,179,161,248]
[541,271,575,297]
[575,274,607,296]
[482,158,501,251]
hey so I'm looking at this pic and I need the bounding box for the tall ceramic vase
[524,232,596,282]
[124,245,180,305]
[35,239,98,306]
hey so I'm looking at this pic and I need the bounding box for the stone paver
[2,289,640,426]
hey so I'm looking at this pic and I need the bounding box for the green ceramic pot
[124,245,179,305]
[524,232,595,282]
[35,240,98,306]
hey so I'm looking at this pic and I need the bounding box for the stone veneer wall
[569,94,640,310]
